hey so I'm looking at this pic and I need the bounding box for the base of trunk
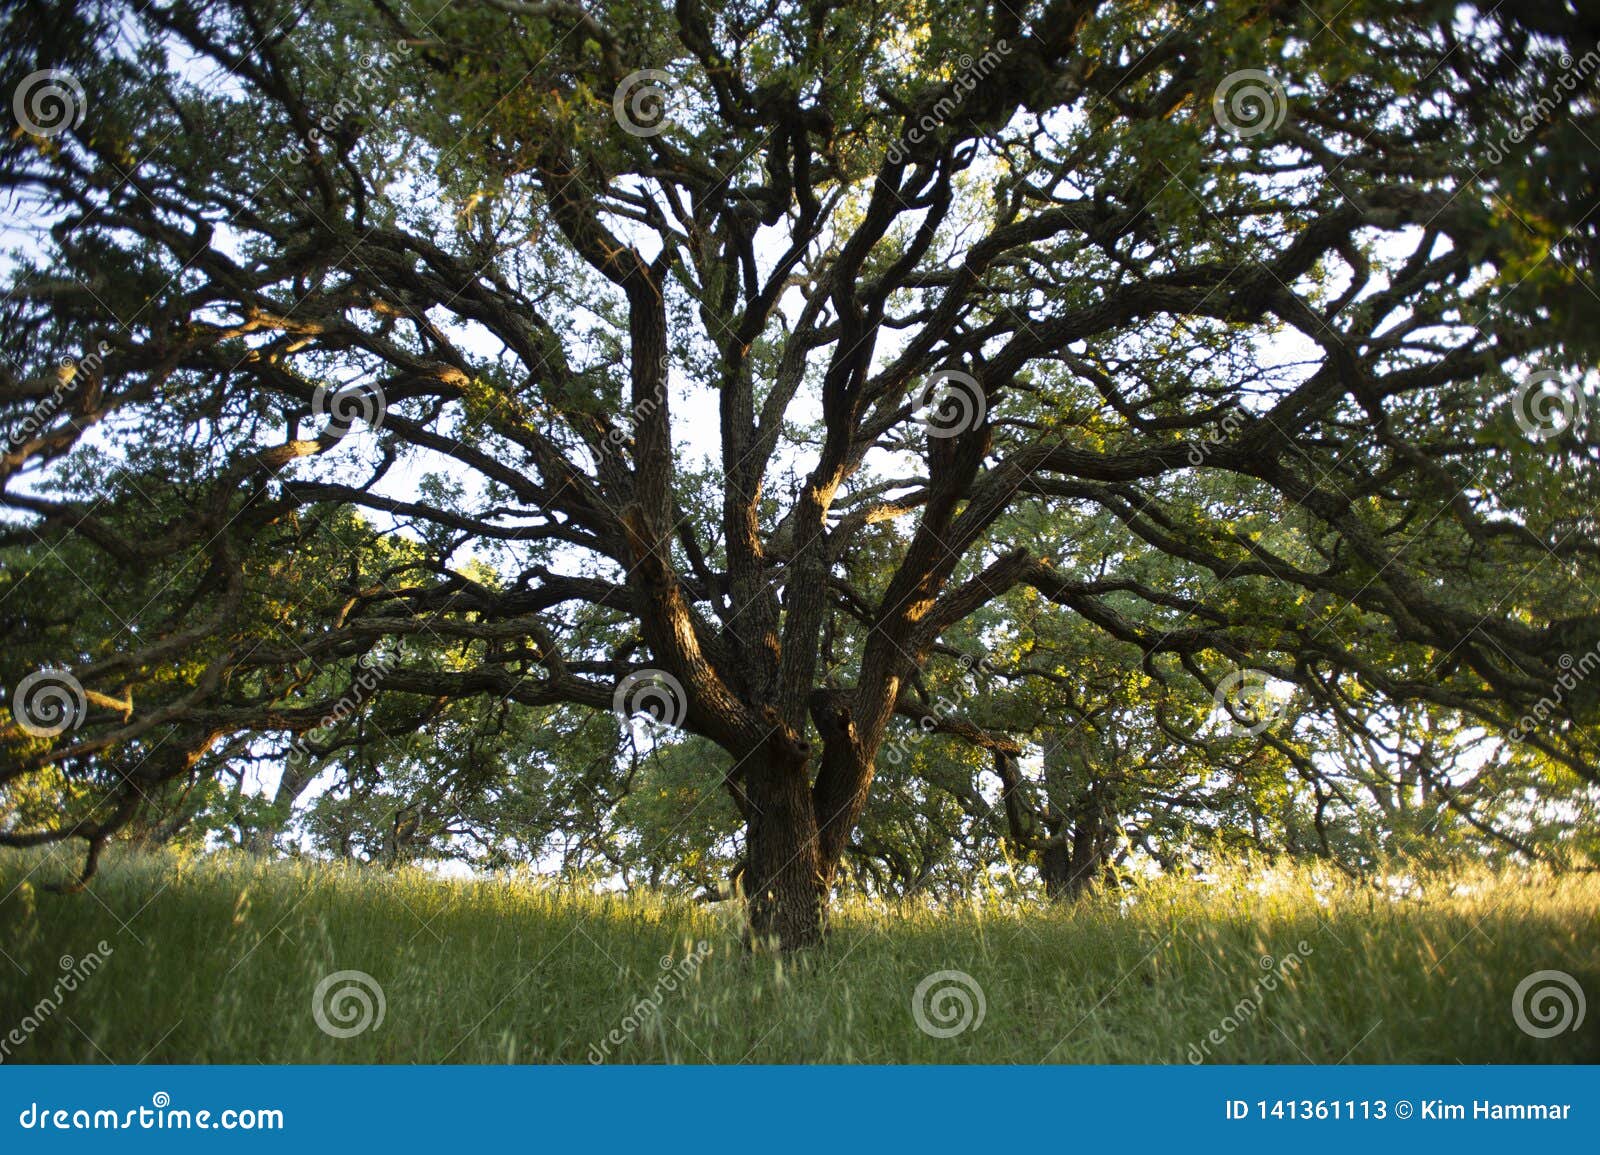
[745,876,826,951]
[743,752,828,950]
[1042,836,1107,903]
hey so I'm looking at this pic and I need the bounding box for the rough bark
[742,749,827,950]
[1040,824,1110,903]
[5,0,1592,956]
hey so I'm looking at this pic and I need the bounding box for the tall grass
[1,848,1595,1063]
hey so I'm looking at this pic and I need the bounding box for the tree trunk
[1041,831,1098,902]
[239,755,317,856]
[810,696,874,896]
[241,824,279,856]
[742,751,827,950]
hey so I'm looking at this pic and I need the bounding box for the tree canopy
[2,0,1598,947]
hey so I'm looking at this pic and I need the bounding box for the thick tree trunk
[742,751,827,950]
[810,696,874,894]
[1041,826,1107,903]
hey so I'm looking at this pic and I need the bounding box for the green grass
[1,849,1596,1063]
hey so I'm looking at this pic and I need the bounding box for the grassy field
[1,849,1595,1064]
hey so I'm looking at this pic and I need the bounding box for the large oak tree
[3,0,1597,946]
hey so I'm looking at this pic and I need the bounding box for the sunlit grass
[1,848,1595,1063]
